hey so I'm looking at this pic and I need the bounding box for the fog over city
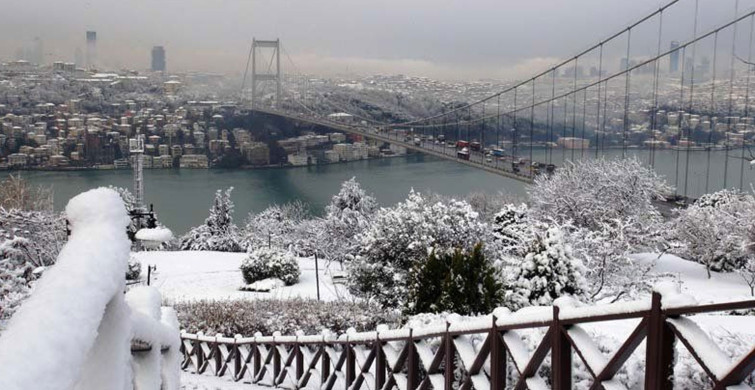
[3,0,750,79]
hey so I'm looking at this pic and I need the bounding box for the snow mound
[136,227,174,243]
[240,278,285,292]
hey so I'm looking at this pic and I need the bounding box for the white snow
[239,278,284,292]
[136,227,174,243]
[133,251,349,302]
[0,188,132,390]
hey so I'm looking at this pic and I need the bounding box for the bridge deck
[249,106,540,184]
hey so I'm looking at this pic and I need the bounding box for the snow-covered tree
[240,201,310,253]
[529,157,670,231]
[0,174,53,212]
[322,178,377,264]
[348,190,490,308]
[505,226,584,310]
[492,203,535,256]
[408,243,503,315]
[671,189,755,277]
[568,217,660,301]
[180,188,241,252]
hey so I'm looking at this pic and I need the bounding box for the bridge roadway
[249,106,541,183]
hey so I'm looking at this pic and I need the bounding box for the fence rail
[180,292,755,389]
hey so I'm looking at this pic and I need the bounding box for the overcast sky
[2,0,752,80]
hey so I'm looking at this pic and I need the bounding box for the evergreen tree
[409,243,503,315]
[505,226,583,310]
[322,178,377,264]
[180,187,241,252]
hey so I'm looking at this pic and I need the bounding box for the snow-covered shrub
[240,247,300,286]
[321,178,377,264]
[240,201,310,253]
[348,190,490,308]
[0,207,66,268]
[0,174,54,211]
[173,298,400,337]
[126,255,142,281]
[408,243,503,315]
[179,188,241,252]
[529,157,670,231]
[505,226,584,310]
[671,189,755,276]
[0,237,36,324]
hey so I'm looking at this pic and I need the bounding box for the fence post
[489,316,506,390]
[213,337,222,376]
[252,341,261,382]
[644,291,675,390]
[445,322,455,390]
[407,328,418,389]
[346,337,355,388]
[273,339,281,386]
[551,306,572,390]
[321,341,330,385]
[295,338,303,384]
[196,339,204,374]
[375,333,386,389]
[233,337,241,380]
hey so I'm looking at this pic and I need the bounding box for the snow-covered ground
[181,372,267,390]
[133,251,349,303]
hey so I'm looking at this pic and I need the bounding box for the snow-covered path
[134,251,350,303]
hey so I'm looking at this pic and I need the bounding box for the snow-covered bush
[0,174,54,211]
[529,157,670,231]
[348,190,490,308]
[408,243,503,315]
[0,207,66,268]
[174,298,400,337]
[671,189,755,276]
[240,247,300,286]
[180,188,241,252]
[321,178,377,264]
[0,237,36,324]
[505,226,584,310]
[240,201,310,253]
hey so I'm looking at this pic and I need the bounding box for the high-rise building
[670,41,680,73]
[151,46,166,72]
[86,31,97,69]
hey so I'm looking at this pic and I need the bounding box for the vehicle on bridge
[492,149,505,157]
[470,141,481,151]
[438,134,445,142]
[414,137,421,146]
[457,147,470,160]
[456,140,469,149]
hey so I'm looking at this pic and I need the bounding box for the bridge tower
[244,38,281,107]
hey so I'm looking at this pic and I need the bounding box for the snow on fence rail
[180,290,755,390]
[0,188,180,390]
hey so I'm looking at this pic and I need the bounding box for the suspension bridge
[241,0,755,200]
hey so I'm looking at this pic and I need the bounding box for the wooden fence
[180,292,755,389]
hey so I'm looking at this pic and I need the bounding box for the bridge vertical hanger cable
[706,32,719,194]
[650,10,665,168]
[572,57,578,161]
[482,101,486,163]
[725,0,740,189]
[550,68,556,164]
[530,79,536,169]
[497,95,501,161]
[596,45,604,159]
[562,84,569,163]
[684,0,700,198]
[514,88,518,160]
[581,87,587,159]
[740,15,754,191]
[623,28,633,159]
[675,46,687,197]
